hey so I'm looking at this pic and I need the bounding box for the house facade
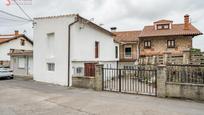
[113,31,141,68]
[33,14,119,86]
[9,49,33,77]
[114,15,202,66]
[0,31,33,66]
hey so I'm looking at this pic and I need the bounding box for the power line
[0,17,30,22]
[13,0,33,21]
[0,10,31,21]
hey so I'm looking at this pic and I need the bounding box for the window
[167,40,176,48]
[47,33,55,57]
[144,40,151,49]
[95,41,99,58]
[20,39,25,46]
[115,46,118,58]
[76,67,83,74]
[157,24,169,30]
[47,63,55,71]
[124,46,132,58]
[18,57,25,68]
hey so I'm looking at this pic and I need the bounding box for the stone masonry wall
[140,36,192,56]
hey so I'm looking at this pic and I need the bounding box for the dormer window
[157,24,169,30]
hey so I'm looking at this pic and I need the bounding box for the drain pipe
[67,16,79,87]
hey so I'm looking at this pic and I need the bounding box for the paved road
[0,79,204,115]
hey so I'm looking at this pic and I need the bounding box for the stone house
[113,15,202,66]
[113,30,141,68]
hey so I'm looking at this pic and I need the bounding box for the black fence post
[119,69,122,92]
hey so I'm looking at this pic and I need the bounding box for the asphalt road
[0,79,204,115]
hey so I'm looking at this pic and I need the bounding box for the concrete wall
[166,83,204,100]
[0,37,33,61]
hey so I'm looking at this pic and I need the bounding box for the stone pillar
[157,65,167,97]
[163,52,171,65]
[183,49,191,64]
[94,64,104,91]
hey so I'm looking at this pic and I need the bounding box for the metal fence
[102,67,157,96]
[167,65,204,84]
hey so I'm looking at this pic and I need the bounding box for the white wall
[33,16,75,86]
[0,37,33,61]
[71,22,119,62]
[34,16,119,86]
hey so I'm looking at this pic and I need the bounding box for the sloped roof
[34,14,114,36]
[0,34,33,45]
[113,31,142,42]
[8,49,33,56]
[154,19,173,24]
[139,24,202,38]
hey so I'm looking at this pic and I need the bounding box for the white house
[0,31,33,66]
[33,14,119,86]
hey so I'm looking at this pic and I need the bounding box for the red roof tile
[139,24,202,38]
[113,31,142,42]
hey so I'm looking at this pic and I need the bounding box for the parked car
[0,68,13,79]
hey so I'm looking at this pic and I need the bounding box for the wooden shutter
[84,63,96,76]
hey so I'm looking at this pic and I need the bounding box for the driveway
[0,79,204,115]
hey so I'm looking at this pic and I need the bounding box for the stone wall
[140,36,192,56]
[72,76,95,89]
[157,65,204,101]
[72,64,103,91]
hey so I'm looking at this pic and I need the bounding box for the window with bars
[47,63,55,71]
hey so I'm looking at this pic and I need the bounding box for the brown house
[113,15,202,66]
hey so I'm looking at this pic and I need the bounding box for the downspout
[67,16,79,87]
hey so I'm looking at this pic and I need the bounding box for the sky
[0,0,204,50]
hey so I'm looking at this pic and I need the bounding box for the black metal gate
[102,68,157,96]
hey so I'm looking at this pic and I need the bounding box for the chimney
[14,30,19,36]
[184,14,190,30]
[110,27,117,32]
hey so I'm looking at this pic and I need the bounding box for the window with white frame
[144,40,151,49]
[47,63,55,71]
[124,46,132,58]
[18,57,26,68]
[167,40,176,48]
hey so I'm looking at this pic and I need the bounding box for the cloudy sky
[0,0,204,50]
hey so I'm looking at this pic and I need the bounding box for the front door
[84,63,96,76]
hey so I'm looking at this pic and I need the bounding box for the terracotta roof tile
[113,31,142,42]
[139,24,202,37]
[0,38,11,43]
[154,19,173,24]
[0,34,33,45]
